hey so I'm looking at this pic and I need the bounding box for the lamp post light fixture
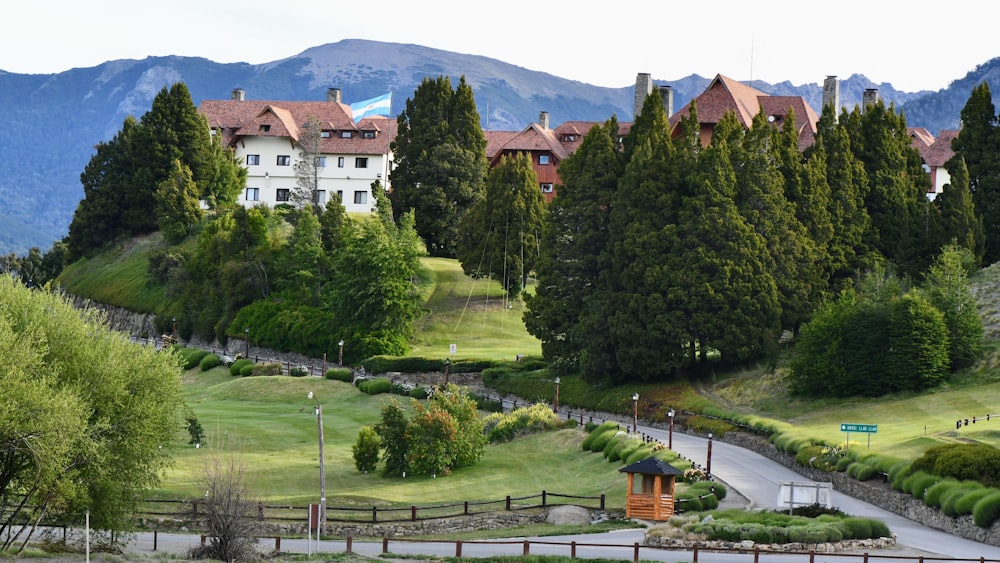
[307,391,326,536]
[668,408,675,450]
[338,340,344,368]
[706,431,714,478]
[244,328,250,357]
[443,358,451,387]
[171,317,177,340]
[553,377,560,413]
[632,393,639,433]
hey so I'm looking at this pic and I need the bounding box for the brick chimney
[862,88,880,113]
[634,73,653,119]
[822,76,840,119]
[659,85,674,118]
[231,88,245,101]
[327,88,342,103]
[538,111,550,130]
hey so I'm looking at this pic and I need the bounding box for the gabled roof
[199,98,394,156]
[921,130,958,168]
[485,120,631,161]
[668,74,819,149]
[618,457,684,476]
[496,123,573,161]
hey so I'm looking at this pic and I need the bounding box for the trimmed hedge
[199,353,221,371]
[357,377,393,395]
[230,358,253,376]
[973,491,1000,527]
[324,368,353,382]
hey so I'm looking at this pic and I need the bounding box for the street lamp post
[632,393,639,433]
[338,340,344,368]
[668,408,675,450]
[171,317,177,340]
[443,358,451,387]
[307,392,326,536]
[244,328,249,358]
[706,431,714,477]
[553,377,560,413]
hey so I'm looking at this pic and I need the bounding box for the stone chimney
[327,88,342,103]
[231,88,245,101]
[822,76,840,119]
[634,73,653,119]
[538,111,550,130]
[862,88,880,113]
[659,85,674,118]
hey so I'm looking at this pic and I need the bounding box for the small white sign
[449,343,457,355]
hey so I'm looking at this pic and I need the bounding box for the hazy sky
[3,1,994,93]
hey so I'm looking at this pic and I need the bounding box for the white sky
[2,0,995,93]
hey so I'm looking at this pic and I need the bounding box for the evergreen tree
[203,131,248,208]
[275,209,326,305]
[952,83,1000,265]
[456,152,547,297]
[66,116,140,261]
[921,244,983,370]
[937,156,985,264]
[523,118,622,368]
[155,159,203,244]
[389,76,487,257]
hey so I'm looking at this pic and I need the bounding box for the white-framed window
[337,190,343,202]
[355,157,368,168]
[315,156,327,168]
[363,131,375,139]
[539,155,550,165]
[338,157,345,168]
[354,191,368,204]
[541,183,554,193]
[276,155,291,166]
[563,134,576,142]
[245,187,259,201]
[321,131,331,138]
[259,124,270,132]
[276,189,290,202]
[317,190,327,204]
[341,131,352,138]
[247,154,260,166]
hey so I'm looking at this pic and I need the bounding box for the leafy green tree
[0,276,182,542]
[951,82,1000,265]
[427,384,487,468]
[352,425,381,473]
[389,76,487,256]
[884,291,950,391]
[921,244,983,370]
[456,152,547,297]
[155,159,203,244]
[275,209,326,305]
[405,402,457,476]
[375,399,409,477]
[524,118,622,369]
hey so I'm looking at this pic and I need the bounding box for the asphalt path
[110,418,1000,561]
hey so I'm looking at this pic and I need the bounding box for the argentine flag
[350,92,392,121]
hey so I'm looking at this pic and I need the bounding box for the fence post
[633,542,639,562]
[275,537,280,551]
[382,537,388,554]
[456,540,463,558]
[411,505,417,521]
[257,502,264,521]
[600,494,605,510]
[692,544,699,562]
[754,546,760,563]
[863,554,869,563]
[346,536,353,553]
[571,541,576,559]
[523,540,530,555]
[464,501,469,515]
[809,550,815,563]
[506,496,511,511]
[542,490,547,507]
[372,506,378,523]
[153,530,158,552]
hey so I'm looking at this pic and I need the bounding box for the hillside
[2,39,991,255]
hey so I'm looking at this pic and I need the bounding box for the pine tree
[155,159,203,244]
[523,118,622,368]
[456,152,547,297]
[952,82,1000,265]
[389,76,487,257]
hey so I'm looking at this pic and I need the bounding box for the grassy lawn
[157,366,626,509]
[408,257,541,361]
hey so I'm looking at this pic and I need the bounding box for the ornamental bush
[324,368,352,382]
[953,487,996,517]
[230,358,253,376]
[198,353,221,371]
[973,491,1000,527]
[924,478,961,509]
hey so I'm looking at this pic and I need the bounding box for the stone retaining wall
[721,432,1000,546]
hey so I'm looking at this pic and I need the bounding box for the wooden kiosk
[618,457,683,521]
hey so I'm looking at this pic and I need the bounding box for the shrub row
[482,404,561,444]
[356,377,393,395]
[360,356,542,375]
[325,368,353,382]
[680,513,890,543]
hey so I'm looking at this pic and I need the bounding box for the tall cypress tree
[524,118,623,369]
[952,82,1000,265]
[937,155,985,263]
[389,76,487,257]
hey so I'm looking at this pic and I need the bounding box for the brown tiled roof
[908,127,936,148]
[484,131,520,159]
[922,130,958,168]
[498,124,573,160]
[199,99,394,155]
[668,74,819,149]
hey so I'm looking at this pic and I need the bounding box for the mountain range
[3,38,999,256]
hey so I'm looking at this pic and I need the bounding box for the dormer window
[562,134,576,142]
[340,131,352,138]
[321,131,331,138]
[259,124,271,132]
[363,131,376,139]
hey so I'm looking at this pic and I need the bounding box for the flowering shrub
[482,403,560,444]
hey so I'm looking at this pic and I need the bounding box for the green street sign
[840,423,878,433]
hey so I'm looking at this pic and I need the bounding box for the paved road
[110,418,1000,561]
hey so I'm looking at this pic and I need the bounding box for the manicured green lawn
[156,367,625,509]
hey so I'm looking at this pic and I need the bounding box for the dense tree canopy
[0,276,183,544]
